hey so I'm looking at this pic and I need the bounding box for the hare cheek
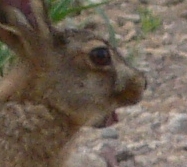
[84,74,114,96]
[68,78,113,109]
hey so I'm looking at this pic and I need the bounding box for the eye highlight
[89,47,111,66]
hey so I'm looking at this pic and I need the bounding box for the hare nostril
[89,47,111,66]
[144,78,148,90]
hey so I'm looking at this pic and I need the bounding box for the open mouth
[93,111,119,128]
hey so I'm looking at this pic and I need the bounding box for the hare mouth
[93,111,118,128]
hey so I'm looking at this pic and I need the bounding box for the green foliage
[96,7,117,48]
[47,0,109,23]
[139,7,161,34]
[0,42,14,76]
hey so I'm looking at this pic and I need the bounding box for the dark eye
[89,47,111,66]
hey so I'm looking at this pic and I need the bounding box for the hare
[0,0,146,166]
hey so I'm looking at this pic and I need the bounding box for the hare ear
[1,0,51,30]
[0,7,24,55]
[0,0,52,57]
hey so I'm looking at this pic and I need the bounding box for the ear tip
[2,0,35,26]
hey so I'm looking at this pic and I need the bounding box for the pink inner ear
[2,0,36,27]
[3,0,32,17]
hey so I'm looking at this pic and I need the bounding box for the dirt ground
[65,0,187,166]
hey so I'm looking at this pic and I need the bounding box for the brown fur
[0,0,146,166]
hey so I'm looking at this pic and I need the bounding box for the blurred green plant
[48,0,109,23]
[0,42,15,76]
[96,7,117,48]
[0,0,112,76]
[139,7,161,34]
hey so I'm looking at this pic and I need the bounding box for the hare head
[0,0,146,128]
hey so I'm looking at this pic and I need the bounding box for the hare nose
[111,51,146,94]
[144,76,148,90]
[112,63,146,104]
[114,74,137,94]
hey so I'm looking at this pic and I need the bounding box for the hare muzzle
[112,62,146,105]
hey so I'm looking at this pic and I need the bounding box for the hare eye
[89,47,111,66]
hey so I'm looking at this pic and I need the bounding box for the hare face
[25,29,146,126]
[0,1,146,127]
